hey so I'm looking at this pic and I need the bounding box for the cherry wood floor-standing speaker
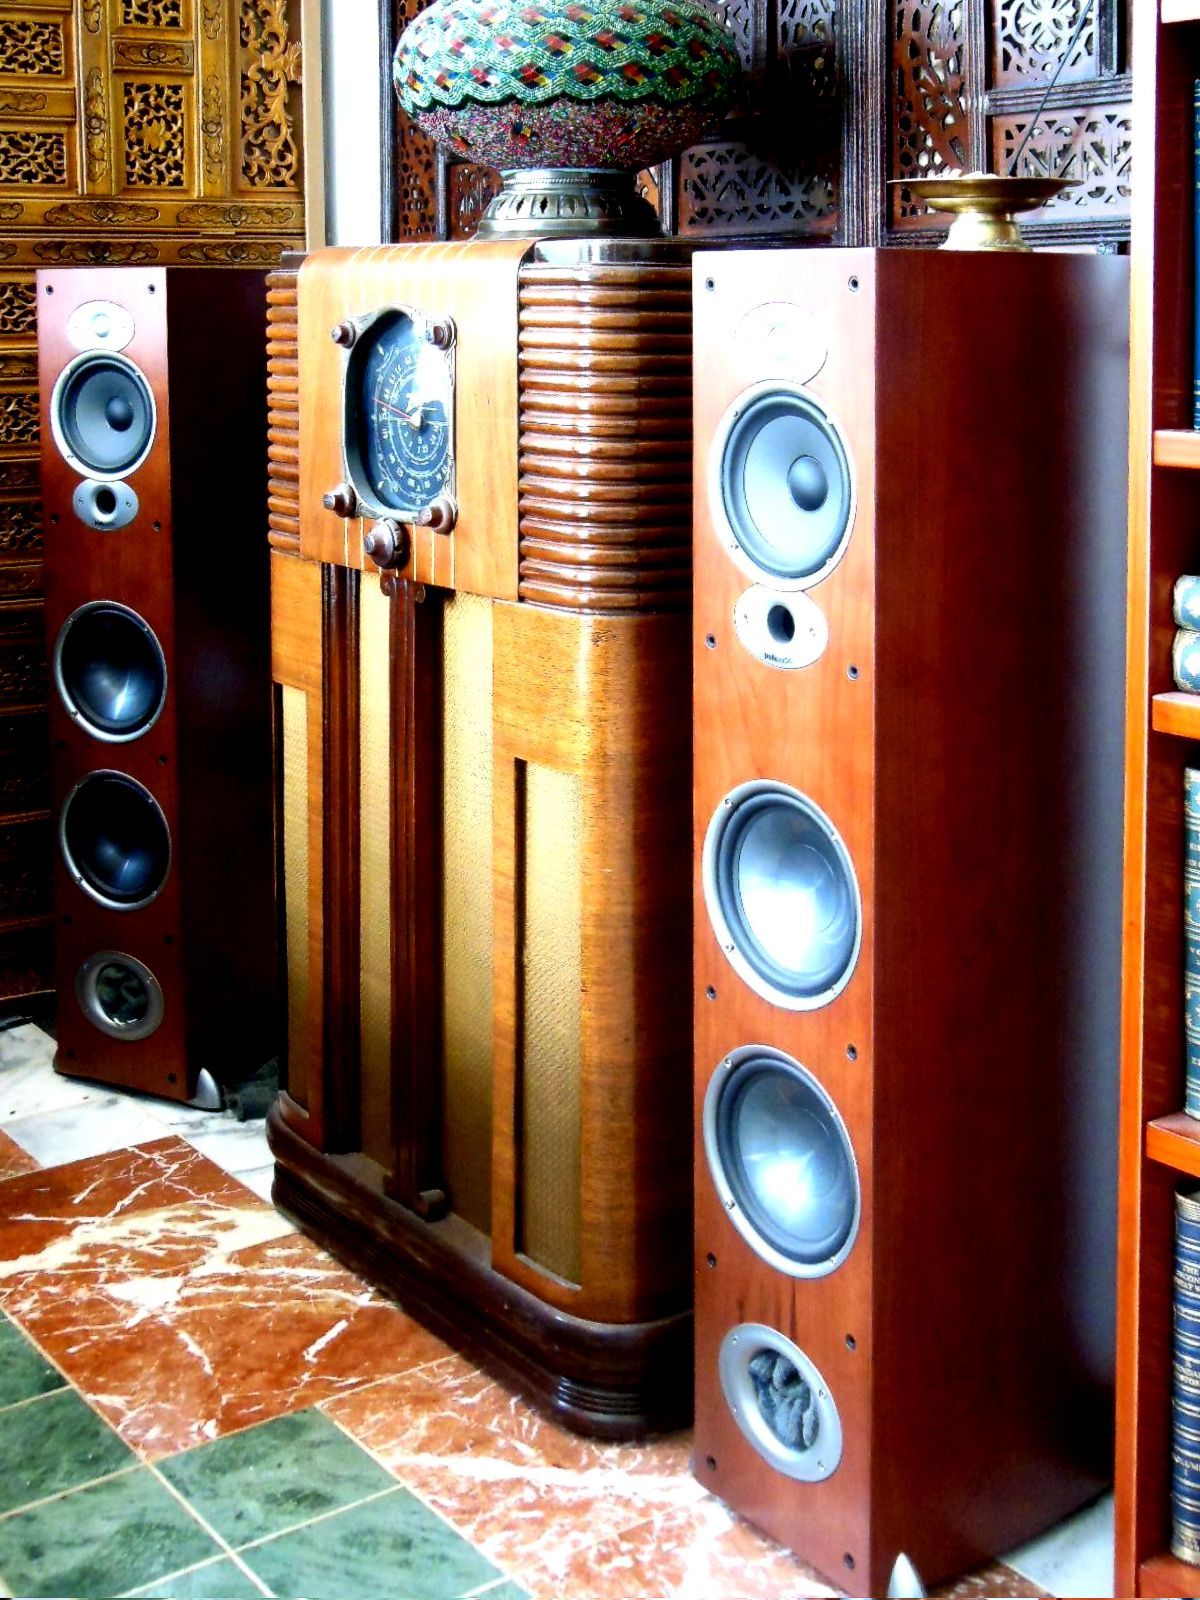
[692,247,1129,1590]
[37,267,276,1104]
[267,239,694,1437]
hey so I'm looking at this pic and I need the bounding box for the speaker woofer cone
[710,381,854,589]
[50,351,155,481]
[719,1324,843,1482]
[703,779,861,1010]
[75,950,164,1041]
[59,771,171,911]
[705,1044,860,1274]
[54,602,167,743]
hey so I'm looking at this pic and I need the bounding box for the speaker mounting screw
[424,318,454,350]
[323,483,358,519]
[363,518,411,571]
[331,320,358,348]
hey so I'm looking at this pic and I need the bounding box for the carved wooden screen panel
[0,0,306,1005]
[889,0,1132,247]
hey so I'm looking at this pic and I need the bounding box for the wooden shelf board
[1152,692,1200,738]
[1154,430,1200,468]
[1147,1112,1200,1177]
[1163,0,1200,22]
[1140,1551,1200,1597]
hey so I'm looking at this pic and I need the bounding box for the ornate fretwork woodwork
[679,136,836,234]
[0,281,35,339]
[0,130,68,189]
[992,0,1099,86]
[891,1,972,226]
[240,0,303,190]
[0,393,38,450]
[995,100,1132,219]
[0,500,41,560]
[123,81,187,187]
[0,20,65,78]
[122,0,185,27]
[449,162,501,239]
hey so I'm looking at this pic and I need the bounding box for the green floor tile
[237,1489,503,1600]
[0,1317,67,1410]
[158,1409,396,1549]
[124,1554,268,1598]
[0,1466,221,1599]
[463,1583,530,1600]
[0,1389,134,1515]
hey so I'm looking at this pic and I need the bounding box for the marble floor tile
[0,1138,277,1292]
[158,1408,397,1548]
[235,1164,279,1207]
[932,1560,1051,1598]
[0,1316,65,1407]
[123,1553,269,1598]
[6,1220,452,1460]
[324,1356,713,1582]
[516,1496,836,1600]
[0,1388,135,1515]
[5,1095,175,1169]
[0,1024,100,1125]
[0,1128,37,1181]
[236,1488,504,1600]
[176,1118,274,1179]
[1003,1493,1113,1600]
[0,1466,222,1599]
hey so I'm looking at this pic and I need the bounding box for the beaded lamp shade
[393,0,741,234]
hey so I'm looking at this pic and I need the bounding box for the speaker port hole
[705,1455,717,1471]
[848,664,859,680]
[158,754,168,765]
[167,1072,177,1084]
[705,634,717,650]
[706,1252,717,1268]
[766,604,796,645]
[846,1334,857,1351]
[94,487,117,520]
[847,1044,858,1060]
[848,277,859,292]
[844,1554,856,1571]
[706,985,716,1000]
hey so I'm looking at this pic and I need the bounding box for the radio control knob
[363,519,410,571]
[331,320,358,348]
[323,483,358,518]
[416,495,457,533]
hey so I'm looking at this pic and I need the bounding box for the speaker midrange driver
[54,602,167,743]
[710,381,854,590]
[704,1044,860,1275]
[50,350,156,481]
[59,771,171,911]
[703,779,861,1010]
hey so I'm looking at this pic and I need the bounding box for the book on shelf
[1175,1189,1200,1563]
[1186,771,1200,1117]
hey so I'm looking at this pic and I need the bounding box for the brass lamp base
[475,168,660,240]
[898,173,1077,252]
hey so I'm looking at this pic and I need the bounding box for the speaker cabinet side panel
[691,249,880,1585]
[867,251,1125,1579]
[271,549,324,1143]
[491,601,693,1325]
[166,270,276,1082]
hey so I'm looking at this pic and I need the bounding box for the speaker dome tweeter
[703,779,861,1010]
[710,382,854,589]
[704,1044,860,1274]
[54,602,167,742]
[59,771,171,911]
[50,351,155,481]
[719,1323,843,1481]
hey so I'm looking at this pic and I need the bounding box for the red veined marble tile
[0,1127,38,1181]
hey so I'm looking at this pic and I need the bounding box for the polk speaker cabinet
[692,248,1128,1590]
[268,239,694,1437]
[38,267,277,1104]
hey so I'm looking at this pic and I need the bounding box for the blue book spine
[1186,771,1200,1117]
[1195,79,1200,429]
[1175,576,1200,630]
[1175,1190,1200,1562]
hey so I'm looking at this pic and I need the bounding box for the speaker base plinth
[266,1098,693,1440]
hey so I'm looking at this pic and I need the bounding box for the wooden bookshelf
[1118,5,1200,1594]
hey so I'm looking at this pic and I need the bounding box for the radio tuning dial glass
[342,306,455,523]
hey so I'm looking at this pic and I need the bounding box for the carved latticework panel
[0,19,68,77]
[122,80,187,187]
[994,101,1132,220]
[992,0,1100,87]
[448,162,502,240]
[891,1,972,227]
[678,136,836,235]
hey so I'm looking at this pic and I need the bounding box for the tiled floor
[0,1022,1113,1600]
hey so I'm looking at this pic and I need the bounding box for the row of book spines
[1173,1189,1200,1562]
[1185,769,1200,1119]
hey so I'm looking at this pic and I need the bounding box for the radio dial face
[343,306,455,523]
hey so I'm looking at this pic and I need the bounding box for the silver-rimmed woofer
[709,381,855,590]
[703,780,861,1010]
[719,1324,843,1482]
[54,602,167,743]
[50,350,156,482]
[704,1045,860,1275]
[75,950,164,1041]
[59,771,171,911]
